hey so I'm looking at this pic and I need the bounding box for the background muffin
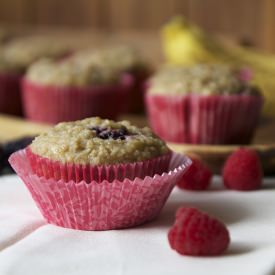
[22,55,133,124]
[0,36,69,116]
[146,64,263,144]
[2,36,69,73]
[27,116,171,181]
[76,45,151,113]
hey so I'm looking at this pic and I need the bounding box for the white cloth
[0,175,274,275]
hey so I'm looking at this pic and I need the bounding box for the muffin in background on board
[78,45,151,113]
[145,64,263,144]
[0,36,70,116]
[22,55,133,124]
[9,116,191,230]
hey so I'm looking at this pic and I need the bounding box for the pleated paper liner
[9,149,191,231]
[26,147,172,183]
[145,93,263,144]
[21,74,133,124]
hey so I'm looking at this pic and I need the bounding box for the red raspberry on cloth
[168,207,230,256]
[177,155,212,190]
[222,148,263,191]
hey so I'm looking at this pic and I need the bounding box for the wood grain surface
[0,0,275,52]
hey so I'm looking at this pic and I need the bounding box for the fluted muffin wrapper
[26,147,172,183]
[21,75,133,124]
[145,93,263,144]
[9,149,191,230]
[0,73,23,116]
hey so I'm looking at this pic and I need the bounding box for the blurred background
[0,0,274,176]
[0,0,274,52]
[1,0,275,120]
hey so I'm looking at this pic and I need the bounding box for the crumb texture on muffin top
[148,64,260,96]
[25,45,149,87]
[30,117,169,165]
[26,57,120,87]
[0,37,68,73]
[77,45,148,74]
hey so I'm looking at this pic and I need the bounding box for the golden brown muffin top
[26,57,120,87]
[30,117,169,165]
[148,64,260,95]
[0,36,69,73]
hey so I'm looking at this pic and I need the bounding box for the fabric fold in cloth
[0,176,45,252]
[0,175,275,275]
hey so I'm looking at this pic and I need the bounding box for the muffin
[146,64,263,144]
[22,56,133,124]
[27,117,172,181]
[0,37,69,116]
[9,117,191,230]
[78,45,151,113]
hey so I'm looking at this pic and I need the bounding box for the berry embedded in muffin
[89,126,129,140]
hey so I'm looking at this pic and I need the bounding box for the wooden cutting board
[1,114,274,175]
[168,119,275,175]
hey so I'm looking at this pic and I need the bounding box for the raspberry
[168,207,230,256]
[177,156,212,190]
[222,148,262,191]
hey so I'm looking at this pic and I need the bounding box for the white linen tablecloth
[0,175,274,275]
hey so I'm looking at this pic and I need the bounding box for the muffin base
[26,147,172,183]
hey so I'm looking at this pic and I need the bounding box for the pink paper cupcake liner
[9,149,191,231]
[21,75,133,124]
[26,147,172,183]
[0,73,23,116]
[145,93,263,144]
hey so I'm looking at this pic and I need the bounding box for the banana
[162,17,275,118]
